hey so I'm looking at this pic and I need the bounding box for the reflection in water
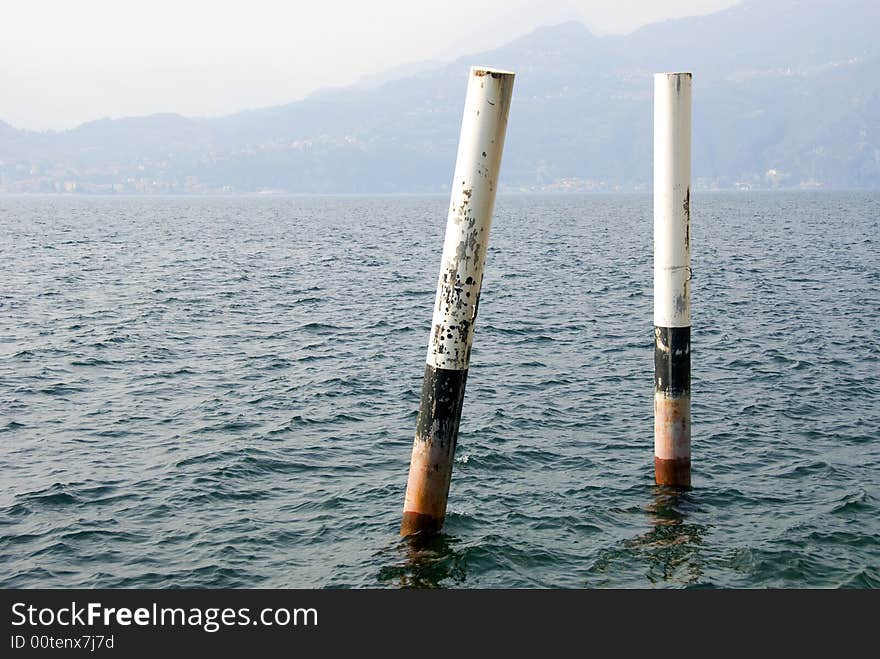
[378,488,708,588]
[625,486,707,586]
[376,532,467,588]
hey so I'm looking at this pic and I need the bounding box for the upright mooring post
[401,67,514,536]
[653,72,692,488]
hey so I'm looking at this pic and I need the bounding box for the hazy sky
[2,0,738,131]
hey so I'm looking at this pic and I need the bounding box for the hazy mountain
[2,0,878,194]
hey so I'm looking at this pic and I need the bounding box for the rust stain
[473,69,510,80]
[655,396,689,428]
[654,457,691,488]
[654,395,690,462]
[401,438,454,535]
[401,511,443,536]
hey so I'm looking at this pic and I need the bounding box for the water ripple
[0,192,878,588]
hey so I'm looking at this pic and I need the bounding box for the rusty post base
[400,365,464,537]
[400,511,445,537]
[654,457,691,488]
[653,393,691,488]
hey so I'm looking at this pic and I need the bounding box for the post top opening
[654,72,692,78]
[470,66,516,78]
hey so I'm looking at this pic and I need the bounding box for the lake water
[1,192,878,588]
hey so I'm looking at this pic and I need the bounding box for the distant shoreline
[2,188,878,199]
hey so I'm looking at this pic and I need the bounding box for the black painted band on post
[415,364,469,447]
[654,326,691,397]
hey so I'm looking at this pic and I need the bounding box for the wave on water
[0,192,878,588]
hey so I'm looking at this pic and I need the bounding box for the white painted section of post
[425,67,515,371]
[653,72,692,329]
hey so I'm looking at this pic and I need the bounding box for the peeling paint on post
[654,72,692,488]
[401,66,515,536]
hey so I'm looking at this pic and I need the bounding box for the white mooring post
[401,66,515,536]
[653,72,692,488]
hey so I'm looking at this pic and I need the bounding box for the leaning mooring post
[401,66,515,536]
[653,72,692,488]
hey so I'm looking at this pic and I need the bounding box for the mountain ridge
[2,0,878,193]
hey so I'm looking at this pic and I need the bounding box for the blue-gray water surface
[1,192,878,588]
